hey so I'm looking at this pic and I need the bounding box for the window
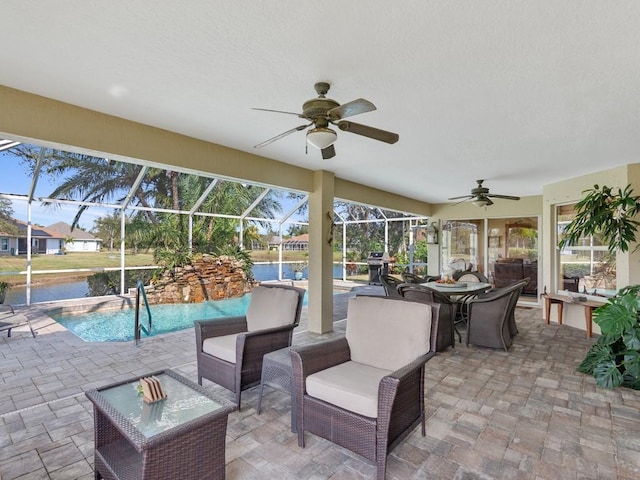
[441,220,480,274]
[0,238,8,251]
[557,204,616,295]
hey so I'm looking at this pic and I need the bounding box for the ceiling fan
[448,179,521,207]
[252,82,399,159]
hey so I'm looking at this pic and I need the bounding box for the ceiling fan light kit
[253,82,399,159]
[306,127,337,149]
[472,199,491,207]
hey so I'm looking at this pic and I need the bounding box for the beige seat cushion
[345,296,432,371]
[202,333,239,363]
[246,286,299,332]
[306,360,392,418]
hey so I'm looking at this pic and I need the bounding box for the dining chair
[397,283,456,350]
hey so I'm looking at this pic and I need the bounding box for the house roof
[46,222,100,241]
[283,234,309,244]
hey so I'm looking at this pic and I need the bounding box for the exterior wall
[45,238,63,255]
[65,240,101,252]
[0,237,19,255]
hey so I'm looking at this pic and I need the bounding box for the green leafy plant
[562,184,640,389]
[578,285,640,389]
[558,184,640,254]
[0,281,9,303]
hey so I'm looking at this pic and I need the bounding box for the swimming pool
[54,293,306,342]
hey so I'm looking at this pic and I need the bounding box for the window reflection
[557,204,616,295]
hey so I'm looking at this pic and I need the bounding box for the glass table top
[99,373,223,438]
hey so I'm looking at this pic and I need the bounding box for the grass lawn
[0,252,157,284]
[0,249,348,285]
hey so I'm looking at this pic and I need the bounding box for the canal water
[4,263,348,305]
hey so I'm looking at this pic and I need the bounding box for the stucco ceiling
[2,1,640,205]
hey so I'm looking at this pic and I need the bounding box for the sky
[0,151,107,231]
[0,149,305,233]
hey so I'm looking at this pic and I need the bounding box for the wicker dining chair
[400,271,426,283]
[379,274,403,297]
[194,283,305,409]
[291,296,439,480]
[466,279,526,351]
[397,283,456,350]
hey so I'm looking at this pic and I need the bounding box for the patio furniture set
[85,283,442,479]
[382,271,529,351]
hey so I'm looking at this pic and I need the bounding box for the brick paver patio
[1,288,639,479]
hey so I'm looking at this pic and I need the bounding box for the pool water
[53,294,256,342]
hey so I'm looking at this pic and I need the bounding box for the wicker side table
[257,347,296,432]
[85,369,235,480]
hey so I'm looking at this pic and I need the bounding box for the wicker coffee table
[257,347,296,432]
[85,369,235,480]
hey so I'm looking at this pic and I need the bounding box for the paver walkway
[1,288,639,479]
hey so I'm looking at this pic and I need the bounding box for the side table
[85,369,235,480]
[257,347,296,432]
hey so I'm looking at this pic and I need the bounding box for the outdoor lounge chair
[194,283,305,409]
[290,296,438,480]
[0,305,36,338]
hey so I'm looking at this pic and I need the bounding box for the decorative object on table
[140,376,167,403]
[252,82,399,160]
[293,262,307,280]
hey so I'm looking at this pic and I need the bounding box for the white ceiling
[2,1,640,204]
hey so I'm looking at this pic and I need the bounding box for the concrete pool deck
[1,284,640,479]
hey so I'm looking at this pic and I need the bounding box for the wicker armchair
[194,284,305,409]
[291,296,438,480]
[397,283,456,350]
[466,279,526,351]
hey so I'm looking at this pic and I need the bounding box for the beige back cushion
[246,286,299,331]
[345,296,432,371]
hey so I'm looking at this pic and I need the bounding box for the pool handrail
[134,280,152,346]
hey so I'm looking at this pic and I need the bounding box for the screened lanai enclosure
[0,139,431,305]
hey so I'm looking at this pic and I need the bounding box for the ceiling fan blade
[252,107,304,118]
[337,121,399,144]
[253,124,311,149]
[321,144,336,159]
[447,195,473,201]
[328,98,376,120]
[488,194,521,201]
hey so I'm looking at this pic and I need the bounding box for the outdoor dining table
[421,281,492,296]
[422,281,493,342]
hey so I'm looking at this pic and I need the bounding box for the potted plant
[0,281,10,304]
[293,262,307,281]
[560,184,640,389]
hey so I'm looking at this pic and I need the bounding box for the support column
[308,170,335,333]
